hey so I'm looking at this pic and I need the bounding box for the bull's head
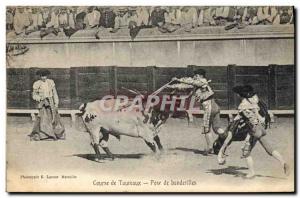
[84,113,97,123]
[78,103,98,123]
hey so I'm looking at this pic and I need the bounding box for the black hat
[232,85,255,98]
[193,68,206,77]
[36,69,51,76]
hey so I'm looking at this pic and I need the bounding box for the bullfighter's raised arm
[173,77,211,88]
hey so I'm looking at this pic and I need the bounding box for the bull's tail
[78,103,90,133]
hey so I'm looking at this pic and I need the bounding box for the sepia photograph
[5,4,295,192]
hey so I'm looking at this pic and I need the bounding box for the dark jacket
[150,9,166,26]
[99,10,116,28]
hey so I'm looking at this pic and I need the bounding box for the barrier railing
[7,25,294,44]
[7,108,294,126]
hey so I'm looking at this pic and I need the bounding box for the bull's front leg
[92,143,103,162]
[99,128,115,160]
[89,127,104,162]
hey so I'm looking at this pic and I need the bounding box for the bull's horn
[79,103,87,112]
[121,87,139,95]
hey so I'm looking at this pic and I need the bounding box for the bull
[78,81,193,162]
[79,97,170,162]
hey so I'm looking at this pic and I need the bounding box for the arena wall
[7,25,294,68]
[6,25,295,110]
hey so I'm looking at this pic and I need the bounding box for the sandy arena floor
[6,115,295,192]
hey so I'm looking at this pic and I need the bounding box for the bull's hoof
[243,173,256,179]
[204,148,214,156]
[106,155,115,161]
[108,157,115,161]
[218,158,226,165]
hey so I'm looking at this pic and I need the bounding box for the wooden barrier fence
[7,64,295,111]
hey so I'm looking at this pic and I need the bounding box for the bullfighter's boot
[145,141,157,153]
[154,135,163,151]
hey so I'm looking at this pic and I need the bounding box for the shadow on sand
[206,166,248,178]
[171,147,215,156]
[73,153,145,162]
[207,166,286,180]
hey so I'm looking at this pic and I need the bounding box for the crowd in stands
[6,6,294,40]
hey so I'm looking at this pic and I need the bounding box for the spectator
[111,7,129,33]
[197,7,204,26]
[6,8,14,32]
[215,6,223,20]
[127,7,141,39]
[128,7,153,39]
[165,6,181,25]
[256,6,267,23]
[58,7,69,28]
[233,6,248,29]
[224,7,248,30]
[99,7,116,28]
[25,7,33,24]
[214,6,235,26]
[7,6,295,39]
[127,7,139,24]
[26,7,44,34]
[256,6,277,25]
[136,6,150,27]
[180,6,198,32]
[40,8,60,38]
[13,7,31,35]
[67,7,76,29]
[244,6,259,25]
[150,6,166,27]
[46,8,60,29]
[75,7,87,30]
[235,6,248,23]
[273,7,293,25]
[63,7,79,38]
[159,6,181,33]
[223,7,236,22]
[84,6,100,29]
[41,7,51,26]
[198,6,216,26]
[287,7,294,24]
[268,7,279,24]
